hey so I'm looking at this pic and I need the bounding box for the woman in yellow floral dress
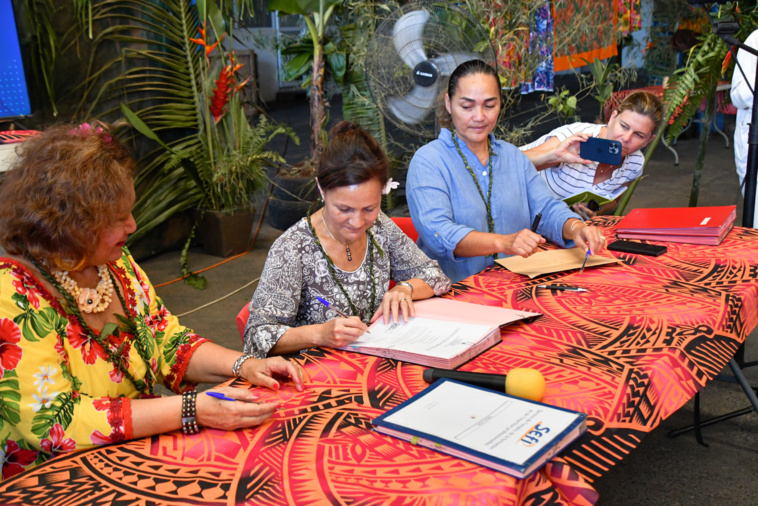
[0,123,304,480]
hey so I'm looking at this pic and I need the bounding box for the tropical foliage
[654,2,758,206]
[268,0,343,161]
[77,0,294,246]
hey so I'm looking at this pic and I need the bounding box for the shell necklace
[51,265,114,313]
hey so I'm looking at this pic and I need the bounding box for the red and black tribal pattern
[2,217,756,505]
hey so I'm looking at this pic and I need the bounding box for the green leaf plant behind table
[639,2,758,214]
[120,0,297,288]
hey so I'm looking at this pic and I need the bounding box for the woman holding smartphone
[520,91,663,217]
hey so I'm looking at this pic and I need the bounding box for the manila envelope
[495,247,620,279]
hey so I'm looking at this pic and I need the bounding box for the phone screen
[580,137,622,166]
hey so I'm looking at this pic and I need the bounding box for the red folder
[617,226,733,245]
[617,206,737,237]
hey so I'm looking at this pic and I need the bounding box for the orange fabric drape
[553,0,619,72]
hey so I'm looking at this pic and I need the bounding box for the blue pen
[206,391,237,402]
[317,296,371,333]
[579,249,591,274]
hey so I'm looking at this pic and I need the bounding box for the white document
[347,317,494,360]
[382,381,580,466]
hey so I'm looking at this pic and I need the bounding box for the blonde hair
[615,90,664,129]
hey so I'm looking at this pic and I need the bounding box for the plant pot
[194,208,256,257]
[267,198,321,231]
[268,172,319,230]
[271,173,318,201]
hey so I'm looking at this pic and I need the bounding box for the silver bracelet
[397,281,414,298]
[232,353,256,377]
[569,220,586,233]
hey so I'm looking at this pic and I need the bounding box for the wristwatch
[397,281,414,298]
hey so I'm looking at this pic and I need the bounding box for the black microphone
[423,367,546,401]
[423,368,506,392]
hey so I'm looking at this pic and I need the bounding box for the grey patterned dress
[243,212,451,358]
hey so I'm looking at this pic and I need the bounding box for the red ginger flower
[210,66,233,122]
[189,21,226,59]
[210,57,245,122]
[722,50,732,78]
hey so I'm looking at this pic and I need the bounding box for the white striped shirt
[520,122,644,201]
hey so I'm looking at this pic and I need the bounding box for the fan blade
[392,9,429,69]
[430,53,479,76]
[388,84,438,125]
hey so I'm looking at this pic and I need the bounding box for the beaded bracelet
[181,390,200,435]
[232,353,256,377]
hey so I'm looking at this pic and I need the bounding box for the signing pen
[531,213,542,232]
[579,249,591,274]
[206,391,239,402]
[316,296,371,333]
[537,285,588,292]
[207,391,288,410]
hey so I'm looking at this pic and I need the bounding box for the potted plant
[267,159,320,231]
[269,0,345,161]
[118,1,297,286]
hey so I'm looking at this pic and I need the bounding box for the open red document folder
[616,205,736,245]
[372,379,587,479]
[339,298,540,369]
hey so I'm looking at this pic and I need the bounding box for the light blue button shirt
[407,128,579,283]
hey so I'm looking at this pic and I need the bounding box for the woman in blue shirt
[406,60,606,283]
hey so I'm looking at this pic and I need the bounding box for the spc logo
[518,422,550,447]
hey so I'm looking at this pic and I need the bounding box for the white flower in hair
[382,178,399,195]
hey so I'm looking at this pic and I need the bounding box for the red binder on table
[616,205,736,245]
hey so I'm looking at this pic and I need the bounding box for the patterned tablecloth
[2,216,758,505]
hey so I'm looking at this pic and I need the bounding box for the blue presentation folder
[372,378,588,479]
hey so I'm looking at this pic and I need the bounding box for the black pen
[531,213,542,232]
[537,285,588,292]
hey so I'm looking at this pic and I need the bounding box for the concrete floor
[87,95,758,504]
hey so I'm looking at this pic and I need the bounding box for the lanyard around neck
[451,131,497,260]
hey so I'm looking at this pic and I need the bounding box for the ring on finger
[399,298,405,302]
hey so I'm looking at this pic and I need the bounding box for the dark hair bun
[317,122,390,191]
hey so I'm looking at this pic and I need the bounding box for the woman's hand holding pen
[318,317,368,348]
[567,219,606,256]
[198,386,280,430]
[197,354,305,431]
[497,229,546,258]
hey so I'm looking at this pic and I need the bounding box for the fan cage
[366,0,497,138]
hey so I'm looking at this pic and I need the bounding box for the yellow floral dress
[0,249,209,480]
